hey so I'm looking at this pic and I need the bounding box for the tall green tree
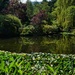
[48,0,56,12]
[52,0,75,31]
[26,0,33,20]
[33,1,40,15]
[42,0,47,2]
[0,0,9,13]
[33,0,51,24]
[64,6,75,30]
[33,0,50,15]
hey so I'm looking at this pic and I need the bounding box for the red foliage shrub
[31,10,47,25]
[2,1,28,23]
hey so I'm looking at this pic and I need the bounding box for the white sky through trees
[21,0,50,3]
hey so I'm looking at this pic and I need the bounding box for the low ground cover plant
[0,51,75,75]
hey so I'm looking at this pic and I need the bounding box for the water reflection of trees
[55,35,75,54]
[0,38,22,53]
[0,35,75,54]
[21,35,75,54]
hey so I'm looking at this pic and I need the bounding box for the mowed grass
[0,50,75,75]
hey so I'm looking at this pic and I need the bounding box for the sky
[21,0,50,3]
[21,0,42,3]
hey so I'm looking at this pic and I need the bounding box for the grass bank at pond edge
[0,50,75,75]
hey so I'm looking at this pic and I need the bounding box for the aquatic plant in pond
[0,51,75,75]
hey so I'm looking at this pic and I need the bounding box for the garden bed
[0,50,75,75]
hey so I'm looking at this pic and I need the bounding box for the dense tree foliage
[0,0,9,13]
[3,0,28,24]
[31,10,47,25]
[26,0,33,20]
[0,0,75,36]
[52,0,75,31]
[48,0,56,12]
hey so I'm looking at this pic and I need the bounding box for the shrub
[42,25,59,34]
[31,10,47,25]
[0,14,22,36]
[20,25,35,35]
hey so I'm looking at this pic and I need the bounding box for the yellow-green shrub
[42,25,59,34]
[21,25,35,35]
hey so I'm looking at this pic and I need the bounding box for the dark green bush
[0,14,22,36]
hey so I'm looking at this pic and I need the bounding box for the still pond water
[0,35,75,54]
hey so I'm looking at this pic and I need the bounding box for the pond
[0,35,75,54]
